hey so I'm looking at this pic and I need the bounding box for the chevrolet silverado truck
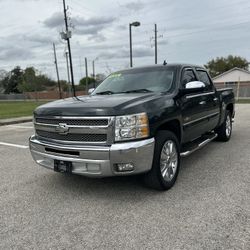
[29,64,235,190]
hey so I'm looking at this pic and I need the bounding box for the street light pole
[154,24,158,64]
[129,21,140,68]
[129,24,132,68]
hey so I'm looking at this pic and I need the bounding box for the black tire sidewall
[153,131,180,189]
[216,110,232,141]
[225,111,232,139]
[218,110,232,142]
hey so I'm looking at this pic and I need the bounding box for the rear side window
[181,69,197,85]
[196,70,212,87]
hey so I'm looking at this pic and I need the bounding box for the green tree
[0,66,67,94]
[3,66,24,94]
[0,70,8,93]
[35,74,55,90]
[18,67,58,92]
[18,67,37,92]
[205,55,249,77]
[79,77,96,87]
[59,80,70,92]
[95,73,106,84]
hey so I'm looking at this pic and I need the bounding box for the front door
[180,68,209,142]
[195,69,220,132]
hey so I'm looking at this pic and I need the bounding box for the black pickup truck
[29,64,235,190]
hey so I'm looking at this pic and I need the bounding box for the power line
[142,0,250,26]
[77,18,250,48]
[69,0,250,31]
[163,20,250,40]
[70,0,100,15]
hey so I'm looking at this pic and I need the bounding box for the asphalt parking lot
[0,104,249,250]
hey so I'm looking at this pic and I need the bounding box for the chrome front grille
[36,118,108,126]
[36,130,107,142]
[34,116,114,145]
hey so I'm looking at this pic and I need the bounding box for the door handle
[213,97,218,101]
[199,101,206,105]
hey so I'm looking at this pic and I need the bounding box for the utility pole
[154,24,157,64]
[65,51,71,96]
[85,57,89,92]
[62,0,76,97]
[92,60,95,88]
[53,43,62,99]
[151,24,163,65]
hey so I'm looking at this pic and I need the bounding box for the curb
[0,116,33,126]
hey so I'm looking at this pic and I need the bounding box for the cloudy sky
[1,0,250,83]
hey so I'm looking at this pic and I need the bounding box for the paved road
[0,105,249,250]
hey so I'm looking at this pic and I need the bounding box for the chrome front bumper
[29,136,155,177]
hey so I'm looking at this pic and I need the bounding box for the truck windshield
[93,67,175,95]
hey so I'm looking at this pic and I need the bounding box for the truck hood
[34,93,166,117]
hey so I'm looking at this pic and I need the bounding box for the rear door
[195,69,220,132]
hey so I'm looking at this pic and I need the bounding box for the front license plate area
[54,160,72,174]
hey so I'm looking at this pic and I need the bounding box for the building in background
[213,67,250,98]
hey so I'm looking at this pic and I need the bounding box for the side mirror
[88,88,95,95]
[185,81,205,89]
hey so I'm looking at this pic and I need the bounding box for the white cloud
[99,45,154,59]
[0,0,250,83]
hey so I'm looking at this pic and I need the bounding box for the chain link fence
[0,91,87,101]
[0,93,26,100]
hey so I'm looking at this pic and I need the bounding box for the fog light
[116,163,134,172]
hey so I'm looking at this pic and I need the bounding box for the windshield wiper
[95,89,152,95]
[122,89,152,93]
[95,90,115,95]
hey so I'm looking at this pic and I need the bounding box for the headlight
[115,112,149,141]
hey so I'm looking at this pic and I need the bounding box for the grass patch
[1,98,249,120]
[0,101,48,119]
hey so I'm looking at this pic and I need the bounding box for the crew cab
[29,64,235,190]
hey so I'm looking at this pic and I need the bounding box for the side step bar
[180,133,217,157]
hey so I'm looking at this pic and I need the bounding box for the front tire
[215,110,232,142]
[143,131,180,190]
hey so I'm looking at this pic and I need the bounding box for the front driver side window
[196,70,212,89]
[181,69,197,86]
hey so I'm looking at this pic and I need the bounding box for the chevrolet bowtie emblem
[55,123,69,135]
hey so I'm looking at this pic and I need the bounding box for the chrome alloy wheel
[160,140,178,182]
[225,114,232,137]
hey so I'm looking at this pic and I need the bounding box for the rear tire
[215,110,232,142]
[143,131,180,190]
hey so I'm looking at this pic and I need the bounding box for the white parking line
[8,125,34,129]
[0,142,29,149]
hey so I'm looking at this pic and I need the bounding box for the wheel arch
[226,103,234,117]
[155,119,182,143]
